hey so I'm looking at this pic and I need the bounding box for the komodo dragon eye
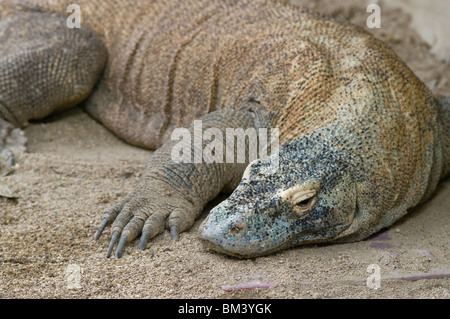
[295,197,314,208]
[280,185,318,214]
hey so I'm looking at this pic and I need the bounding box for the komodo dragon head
[199,129,358,258]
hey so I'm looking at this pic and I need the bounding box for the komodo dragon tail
[438,97,450,178]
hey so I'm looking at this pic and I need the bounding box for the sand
[0,0,449,299]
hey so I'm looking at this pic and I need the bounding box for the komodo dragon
[0,0,449,258]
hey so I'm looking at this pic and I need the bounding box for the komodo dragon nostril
[229,220,246,234]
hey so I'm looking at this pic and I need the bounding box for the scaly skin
[0,0,448,258]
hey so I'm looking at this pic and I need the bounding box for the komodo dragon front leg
[94,109,262,258]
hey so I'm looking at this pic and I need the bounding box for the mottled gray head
[198,134,357,258]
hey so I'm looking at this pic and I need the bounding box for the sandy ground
[0,0,449,299]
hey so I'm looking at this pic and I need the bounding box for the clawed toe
[115,234,129,258]
[106,231,120,258]
[94,216,110,240]
[137,232,150,250]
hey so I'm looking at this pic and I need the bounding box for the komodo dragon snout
[199,134,357,258]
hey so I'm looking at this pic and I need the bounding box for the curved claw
[94,217,109,240]
[138,232,150,250]
[115,235,128,258]
[106,231,120,258]
[170,224,180,241]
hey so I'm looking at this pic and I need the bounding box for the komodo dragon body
[0,0,449,258]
